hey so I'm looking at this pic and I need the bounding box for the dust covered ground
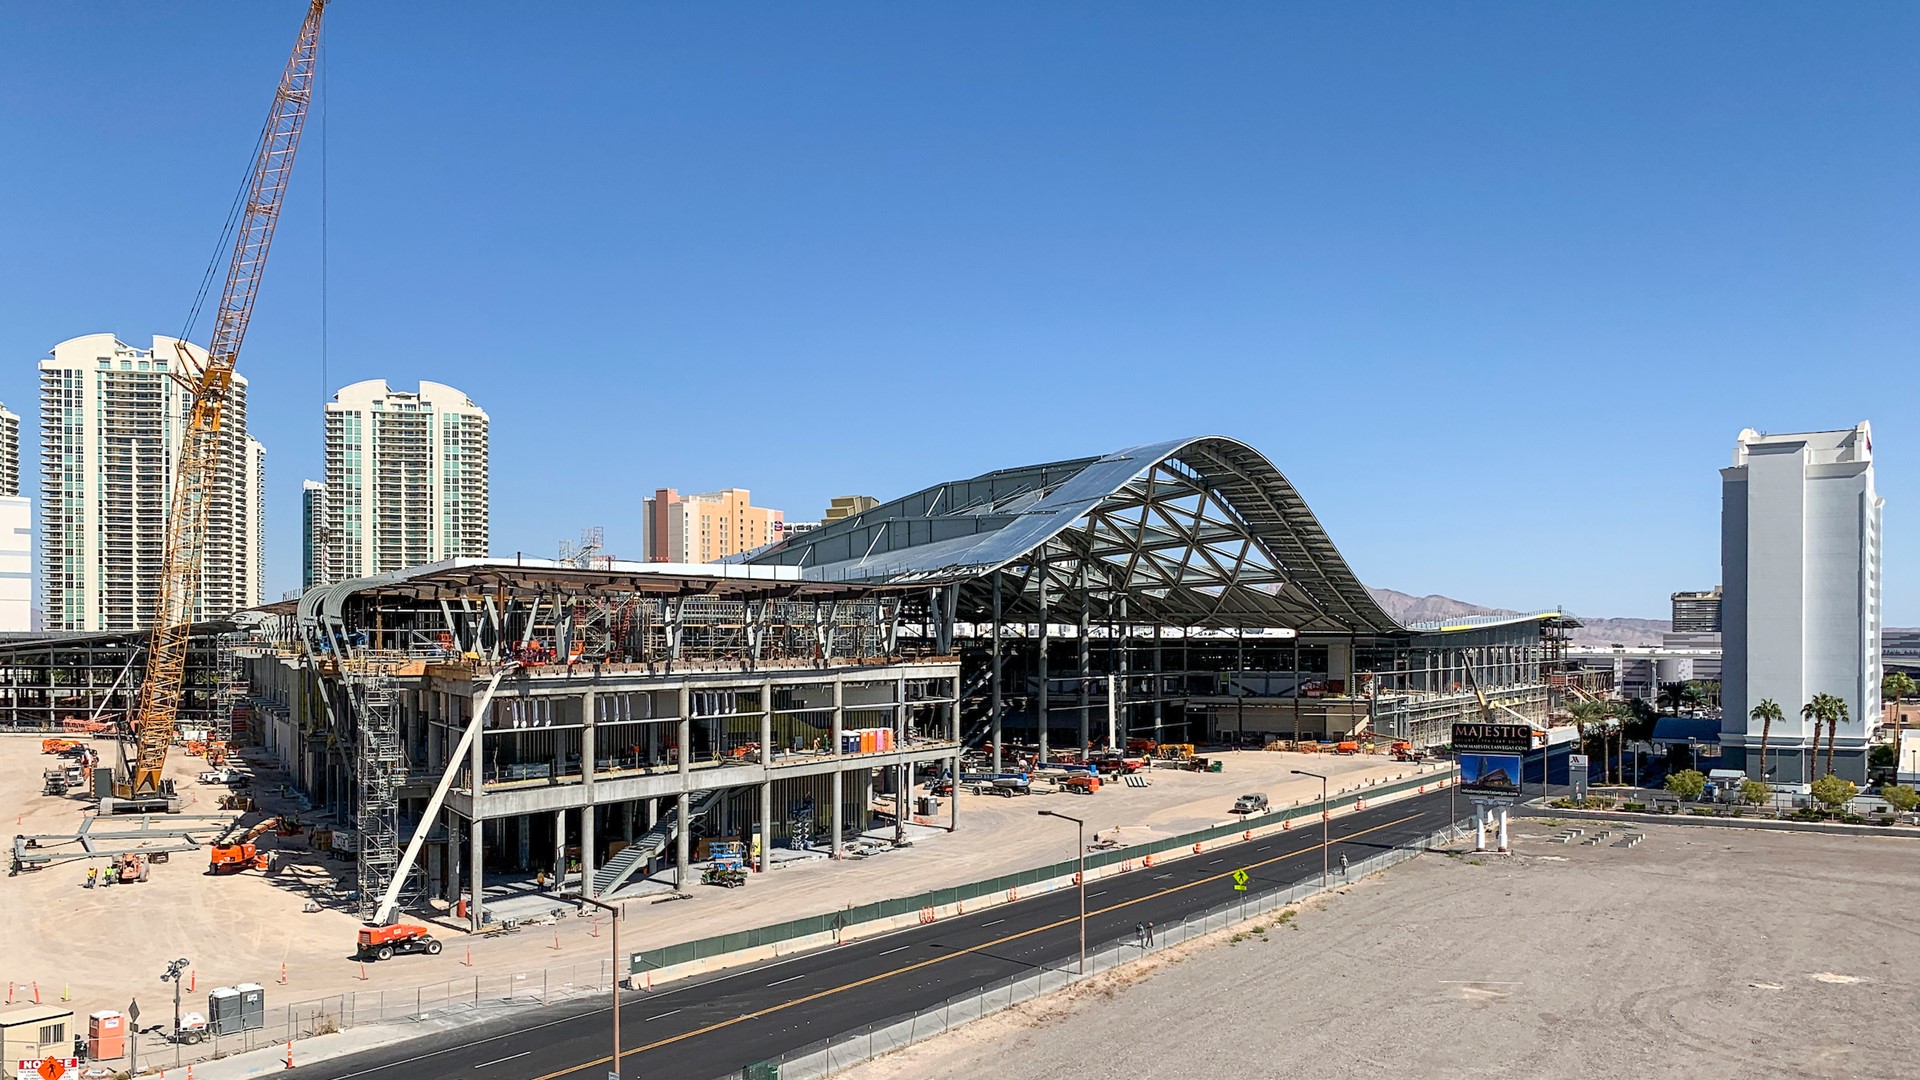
[838,820,1920,1080]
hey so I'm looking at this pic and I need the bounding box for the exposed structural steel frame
[746,436,1405,634]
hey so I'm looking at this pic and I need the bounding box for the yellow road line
[529,809,1425,1080]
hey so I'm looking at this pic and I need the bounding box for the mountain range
[1366,588,1671,647]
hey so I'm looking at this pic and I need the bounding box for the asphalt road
[296,788,1458,1080]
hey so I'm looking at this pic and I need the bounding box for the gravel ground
[837,820,1920,1080]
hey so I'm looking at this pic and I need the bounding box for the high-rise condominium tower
[39,333,265,630]
[315,380,489,583]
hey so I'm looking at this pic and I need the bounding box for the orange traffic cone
[278,962,287,985]
[188,969,196,993]
[553,930,561,951]
[464,945,473,967]
[187,1064,194,1080]
[284,1041,295,1069]
[31,981,39,1004]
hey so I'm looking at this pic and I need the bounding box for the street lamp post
[1291,769,1329,888]
[161,958,189,1038]
[1037,810,1086,974]
[578,897,624,1079]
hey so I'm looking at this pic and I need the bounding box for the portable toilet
[208,987,244,1036]
[87,1011,125,1061]
[236,984,266,1032]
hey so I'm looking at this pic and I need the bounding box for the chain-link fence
[117,958,618,1073]
[634,765,1456,978]
[723,824,1464,1080]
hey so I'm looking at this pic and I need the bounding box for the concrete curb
[1519,803,1920,840]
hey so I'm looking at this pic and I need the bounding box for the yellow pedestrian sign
[1232,868,1249,891]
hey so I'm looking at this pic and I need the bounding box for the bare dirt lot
[838,818,1920,1080]
[0,734,1424,1032]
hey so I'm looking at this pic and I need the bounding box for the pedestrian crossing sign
[1232,868,1249,891]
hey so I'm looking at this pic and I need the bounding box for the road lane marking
[980,919,1005,927]
[878,945,910,956]
[767,975,804,987]
[473,1052,531,1069]
[1087,890,1107,898]
[641,1010,682,1022]
[1207,859,1222,865]
[528,808,1428,1080]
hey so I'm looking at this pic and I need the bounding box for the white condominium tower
[39,333,266,631]
[0,402,26,631]
[0,403,20,497]
[318,380,489,583]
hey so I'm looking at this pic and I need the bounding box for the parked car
[198,767,250,787]
[1231,792,1269,814]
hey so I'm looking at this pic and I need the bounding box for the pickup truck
[1231,793,1270,814]
[197,767,250,787]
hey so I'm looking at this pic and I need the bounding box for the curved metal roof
[748,436,1405,634]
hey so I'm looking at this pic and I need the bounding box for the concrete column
[447,814,461,902]
[895,672,909,844]
[1496,805,1510,853]
[990,572,1004,772]
[1152,627,1163,747]
[1038,570,1051,765]
[1077,562,1091,757]
[674,792,691,890]
[831,676,845,759]
[1473,803,1487,853]
[760,679,775,873]
[677,684,691,780]
[468,812,485,931]
[581,805,597,898]
[581,690,597,782]
[759,780,774,873]
[949,751,959,832]
[760,681,774,764]
[830,768,843,859]
[553,809,567,884]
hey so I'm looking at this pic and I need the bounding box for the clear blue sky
[2,2,1914,622]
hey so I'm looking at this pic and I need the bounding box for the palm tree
[1826,699,1847,777]
[1750,698,1782,783]
[1659,682,1688,716]
[1800,695,1832,783]
[1885,672,1917,703]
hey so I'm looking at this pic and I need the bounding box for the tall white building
[38,334,267,630]
[0,403,21,497]
[0,402,27,632]
[319,380,489,583]
[302,479,329,590]
[1721,423,1883,784]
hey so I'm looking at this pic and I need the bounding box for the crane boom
[127,0,329,798]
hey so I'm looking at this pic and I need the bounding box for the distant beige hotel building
[643,488,784,564]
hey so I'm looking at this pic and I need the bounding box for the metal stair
[593,788,726,896]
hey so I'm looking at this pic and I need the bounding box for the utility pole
[1292,769,1329,887]
[579,897,623,1079]
[1038,810,1086,974]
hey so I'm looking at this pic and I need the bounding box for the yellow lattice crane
[112,0,330,812]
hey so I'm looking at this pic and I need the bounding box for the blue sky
[2,2,1914,621]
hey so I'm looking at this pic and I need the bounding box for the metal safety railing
[724,823,1466,1080]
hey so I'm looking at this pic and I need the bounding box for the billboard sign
[1454,724,1533,798]
[1452,723,1536,754]
[1459,753,1524,797]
